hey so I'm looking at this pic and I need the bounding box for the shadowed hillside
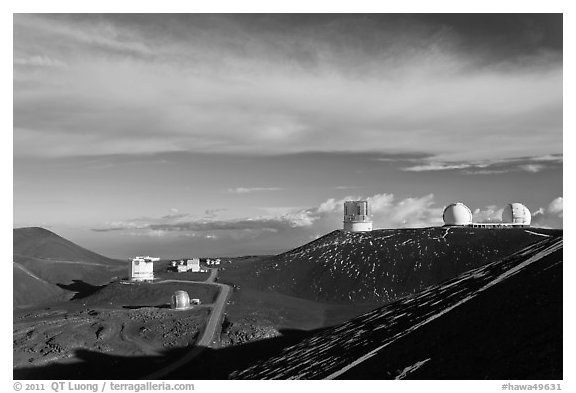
[13,230,562,380]
[79,281,219,308]
[221,227,560,305]
[13,227,126,308]
[13,263,66,307]
[231,235,562,380]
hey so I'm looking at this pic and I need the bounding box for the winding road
[144,268,232,379]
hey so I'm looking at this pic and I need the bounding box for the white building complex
[187,258,201,272]
[443,202,531,228]
[343,200,373,232]
[172,258,202,273]
[130,256,159,281]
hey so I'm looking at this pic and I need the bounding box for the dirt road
[144,268,231,379]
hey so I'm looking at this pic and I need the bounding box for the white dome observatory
[502,203,531,226]
[343,200,373,232]
[443,203,473,226]
[171,290,191,310]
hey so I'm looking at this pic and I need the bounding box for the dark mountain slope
[231,235,562,379]
[13,263,67,307]
[14,227,120,265]
[221,227,559,305]
[79,281,219,308]
[13,254,125,288]
[13,228,126,306]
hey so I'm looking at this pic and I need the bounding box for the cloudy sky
[13,14,563,258]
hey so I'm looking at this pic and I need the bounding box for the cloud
[548,197,563,216]
[90,194,563,255]
[530,154,564,162]
[14,55,68,68]
[161,213,189,220]
[204,208,227,219]
[91,227,125,232]
[518,164,546,173]
[472,198,563,228]
[92,215,314,236]
[91,193,445,239]
[402,155,562,174]
[159,208,189,220]
[14,14,562,162]
[402,162,479,172]
[472,206,504,223]
[532,197,563,228]
[462,169,511,175]
[227,187,284,194]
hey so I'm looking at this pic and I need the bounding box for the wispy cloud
[227,187,284,194]
[518,164,546,173]
[529,154,564,162]
[91,192,444,238]
[402,155,562,175]
[402,162,480,172]
[14,15,562,161]
[204,208,227,219]
[89,194,562,257]
[462,169,511,175]
[14,55,68,68]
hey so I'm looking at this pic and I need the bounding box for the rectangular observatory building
[129,256,158,281]
[343,200,373,232]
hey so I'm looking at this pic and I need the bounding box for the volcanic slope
[13,227,125,307]
[13,263,66,307]
[221,227,559,305]
[79,281,219,308]
[14,227,120,264]
[231,234,562,380]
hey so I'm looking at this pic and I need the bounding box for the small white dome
[502,203,531,225]
[443,203,473,226]
[171,290,191,310]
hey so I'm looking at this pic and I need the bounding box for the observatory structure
[188,258,201,272]
[443,202,473,226]
[171,258,202,273]
[502,203,531,226]
[129,256,159,281]
[343,200,373,232]
[442,202,531,228]
[171,290,191,310]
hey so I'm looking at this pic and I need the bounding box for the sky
[13,13,563,258]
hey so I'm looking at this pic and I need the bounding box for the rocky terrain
[220,316,281,347]
[12,227,222,379]
[13,226,562,380]
[13,306,208,379]
[229,235,562,379]
[221,227,559,305]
